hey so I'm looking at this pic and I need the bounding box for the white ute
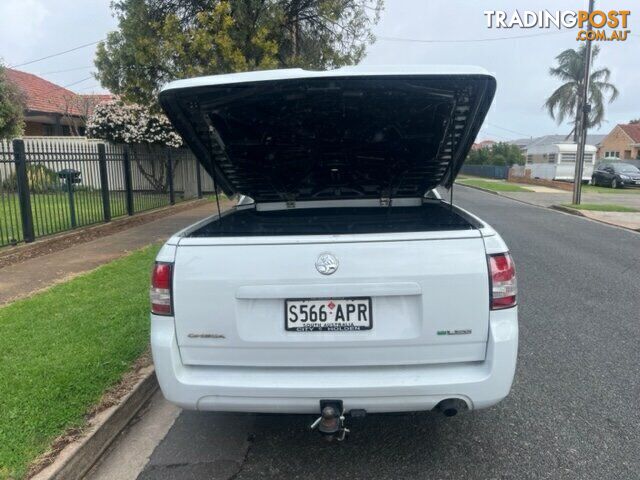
[151,66,518,435]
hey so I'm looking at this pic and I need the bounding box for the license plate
[285,297,372,332]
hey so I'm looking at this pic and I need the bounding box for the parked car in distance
[150,67,518,437]
[592,162,640,188]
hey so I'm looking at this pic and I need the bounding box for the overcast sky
[0,0,637,140]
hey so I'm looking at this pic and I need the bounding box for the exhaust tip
[442,407,458,417]
[435,398,468,417]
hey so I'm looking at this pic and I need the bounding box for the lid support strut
[449,183,454,210]
[211,161,223,222]
[203,118,225,224]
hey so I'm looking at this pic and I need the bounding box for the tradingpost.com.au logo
[484,9,631,41]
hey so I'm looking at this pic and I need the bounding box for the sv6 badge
[437,329,472,336]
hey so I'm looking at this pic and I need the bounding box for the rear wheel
[591,176,597,186]
[611,178,618,189]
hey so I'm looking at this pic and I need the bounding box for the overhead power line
[485,123,531,138]
[77,84,103,92]
[37,65,93,75]
[63,76,94,88]
[377,29,571,44]
[10,40,102,68]
[479,131,512,141]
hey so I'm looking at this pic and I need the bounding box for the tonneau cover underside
[160,68,496,202]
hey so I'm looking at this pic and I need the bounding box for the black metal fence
[0,138,211,248]
[459,164,510,179]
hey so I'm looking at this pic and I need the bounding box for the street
[90,186,640,480]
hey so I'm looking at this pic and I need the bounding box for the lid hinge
[380,190,392,207]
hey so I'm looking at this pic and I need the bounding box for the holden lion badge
[316,253,339,275]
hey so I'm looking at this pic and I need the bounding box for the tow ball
[309,400,351,441]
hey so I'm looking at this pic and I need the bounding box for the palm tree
[544,44,619,141]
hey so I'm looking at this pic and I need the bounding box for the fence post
[97,143,111,222]
[122,146,134,216]
[65,177,77,228]
[166,149,175,205]
[195,160,203,199]
[13,139,35,243]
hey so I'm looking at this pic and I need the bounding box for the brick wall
[598,126,639,160]
[24,122,45,136]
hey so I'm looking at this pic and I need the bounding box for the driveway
[88,186,640,479]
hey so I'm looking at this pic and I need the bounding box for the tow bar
[309,400,352,441]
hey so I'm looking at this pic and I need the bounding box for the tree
[87,100,183,191]
[0,63,25,139]
[94,0,383,106]
[629,118,640,125]
[60,94,106,136]
[466,142,524,167]
[544,45,618,141]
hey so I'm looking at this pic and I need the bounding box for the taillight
[151,262,173,315]
[489,253,517,310]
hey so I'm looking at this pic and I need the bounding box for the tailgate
[172,233,489,367]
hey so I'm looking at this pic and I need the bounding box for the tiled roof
[619,124,640,143]
[81,94,114,103]
[4,68,112,117]
[471,139,496,150]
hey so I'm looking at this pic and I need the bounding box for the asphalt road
[107,187,640,479]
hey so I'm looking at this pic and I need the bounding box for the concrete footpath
[0,201,220,305]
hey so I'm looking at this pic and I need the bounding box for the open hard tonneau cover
[159,66,496,203]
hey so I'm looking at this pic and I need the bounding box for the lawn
[0,244,159,479]
[580,184,640,195]
[0,191,172,247]
[457,178,532,192]
[562,203,639,212]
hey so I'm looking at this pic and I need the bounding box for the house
[597,123,640,160]
[5,68,112,136]
[519,134,605,181]
[471,139,496,150]
[507,138,535,152]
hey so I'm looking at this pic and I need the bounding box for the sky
[0,0,637,141]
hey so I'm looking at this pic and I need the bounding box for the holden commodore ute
[150,66,518,438]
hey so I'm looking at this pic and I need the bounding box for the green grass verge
[562,203,639,212]
[581,184,640,195]
[457,178,532,192]
[0,244,159,479]
[0,192,173,247]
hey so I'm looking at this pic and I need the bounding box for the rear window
[614,164,640,173]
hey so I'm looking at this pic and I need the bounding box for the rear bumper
[151,308,518,414]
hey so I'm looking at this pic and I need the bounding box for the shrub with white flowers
[87,101,182,148]
[87,100,184,192]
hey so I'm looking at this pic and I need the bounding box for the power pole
[572,0,595,205]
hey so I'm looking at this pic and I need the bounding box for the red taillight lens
[151,262,173,315]
[489,253,517,310]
